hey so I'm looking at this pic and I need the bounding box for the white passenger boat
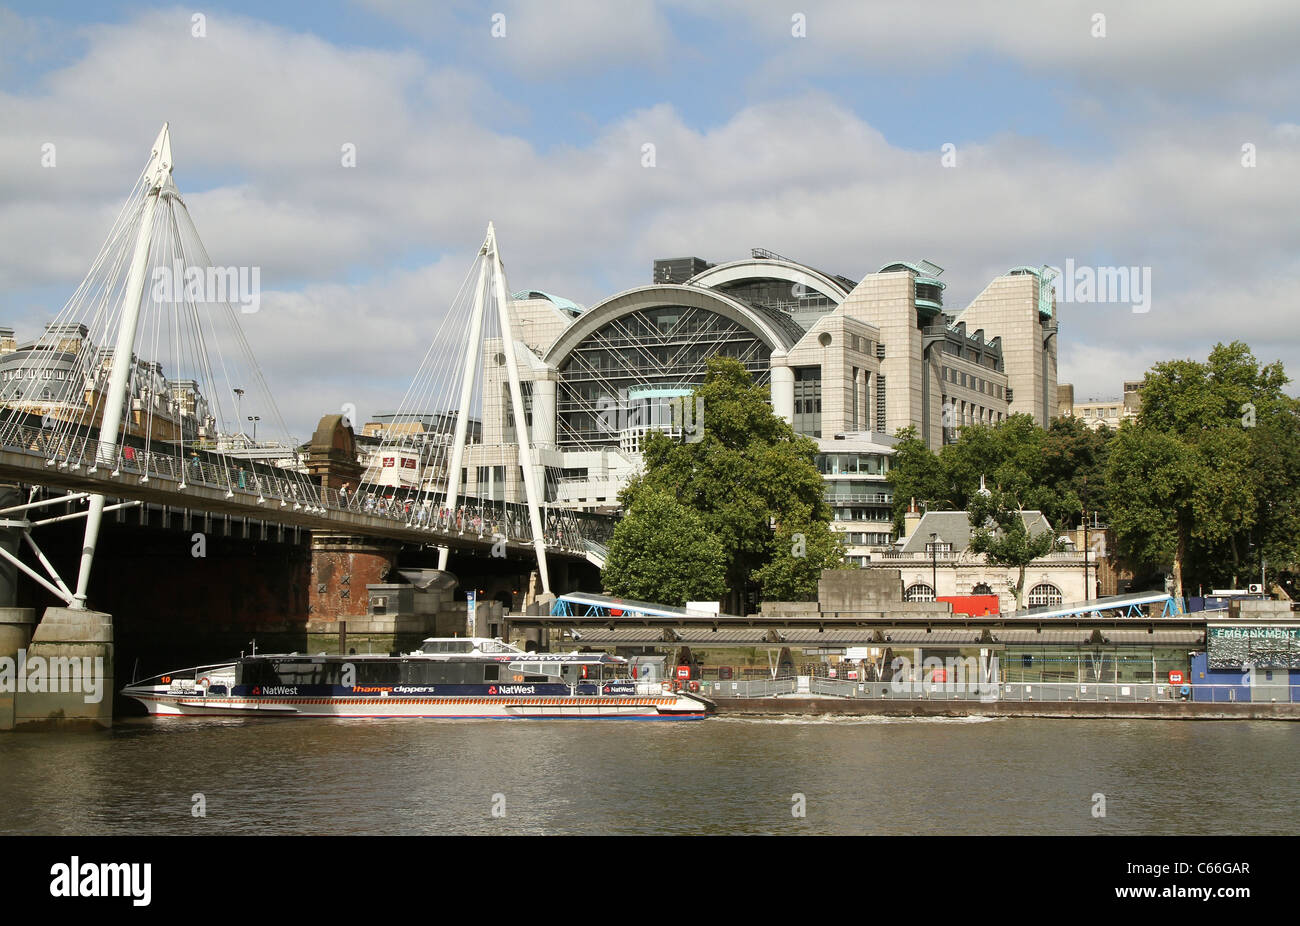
[122,637,712,720]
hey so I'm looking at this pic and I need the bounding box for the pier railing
[702,677,1300,704]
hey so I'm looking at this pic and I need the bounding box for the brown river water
[1,715,1296,835]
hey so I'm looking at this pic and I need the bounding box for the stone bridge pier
[1,483,114,730]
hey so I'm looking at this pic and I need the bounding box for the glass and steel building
[441,247,1059,562]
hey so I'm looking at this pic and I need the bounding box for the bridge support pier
[308,533,405,649]
[0,607,36,730]
[0,484,22,608]
[11,606,113,731]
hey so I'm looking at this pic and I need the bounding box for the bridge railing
[0,420,599,554]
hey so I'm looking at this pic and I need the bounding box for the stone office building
[401,248,1060,564]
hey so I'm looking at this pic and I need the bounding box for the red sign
[676,665,691,680]
[1168,670,1185,684]
[382,457,395,467]
[401,458,417,469]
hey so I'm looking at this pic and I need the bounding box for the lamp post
[1081,475,1089,602]
[247,415,260,442]
[233,387,245,436]
[930,531,939,599]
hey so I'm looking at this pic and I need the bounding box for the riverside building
[373,249,1060,563]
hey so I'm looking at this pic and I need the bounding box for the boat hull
[126,690,710,720]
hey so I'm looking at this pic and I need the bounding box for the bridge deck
[0,435,593,560]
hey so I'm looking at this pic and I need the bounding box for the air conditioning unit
[1248,583,1264,595]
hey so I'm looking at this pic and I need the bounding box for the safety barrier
[703,677,1300,703]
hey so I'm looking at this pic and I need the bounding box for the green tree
[968,487,1063,609]
[1108,341,1296,596]
[888,425,947,532]
[623,356,845,608]
[1038,415,1114,530]
[1105,425,1195,596]
[889,414,1106,538]
[602,487,726,606]
[753,514,847,601]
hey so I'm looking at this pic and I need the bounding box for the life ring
[198,677,211,687]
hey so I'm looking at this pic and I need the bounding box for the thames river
[1,716,1296,835]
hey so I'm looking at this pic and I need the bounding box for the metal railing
[702,676,1300,704]
[0,420,603,554]
[703,677,799,699]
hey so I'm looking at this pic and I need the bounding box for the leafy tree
[1109,341,1297,596]
[622,356,846,609]
[888,425,946,532]
[968,486,1063,609]
[1105,426,1195,596]
[602,487,726,606]
[753,514,847,601]
[889,414,1110,538]
[1038,415,1113,529]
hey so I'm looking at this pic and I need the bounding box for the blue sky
[2,0,1298,433]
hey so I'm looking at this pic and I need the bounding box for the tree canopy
[890,414,1112,535]
[1106,341,1300,597]
[608,356,846,609]
[968,486,1063,609]
[601,487,726,607]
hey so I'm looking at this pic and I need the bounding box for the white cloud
[354,0,675,76]
[671,0,1300,105]
[1,6,1297,438]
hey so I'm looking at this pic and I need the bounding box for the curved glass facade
[555,304,772,449]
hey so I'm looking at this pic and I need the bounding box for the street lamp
[930,531,939,600]
[1081,475,1090,602]
[233,388,245,435]
[247,415,260,442]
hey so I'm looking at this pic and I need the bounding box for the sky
[1,0,1298,438]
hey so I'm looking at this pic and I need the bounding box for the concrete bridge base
[11,607,113,731]
[0,607,36,730]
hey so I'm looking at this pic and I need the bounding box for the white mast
[72,123,173,609]
[487,224,550,595]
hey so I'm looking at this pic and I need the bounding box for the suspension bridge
[0,124,613,727]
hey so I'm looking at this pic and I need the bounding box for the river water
[1,716,1296,835]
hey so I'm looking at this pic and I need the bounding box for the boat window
[271,661,324,686]
[354,662,400,685]
[402,662,478,684]
[237,660,276,686]
[419,640,476,654]
[484,665,499,682]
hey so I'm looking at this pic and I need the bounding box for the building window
[851,367,859,429]
[792,365,822,437]
[904,583,935,603]
[1028,583,1063,608]
[876,374,886,432]
[972,583,994,595]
